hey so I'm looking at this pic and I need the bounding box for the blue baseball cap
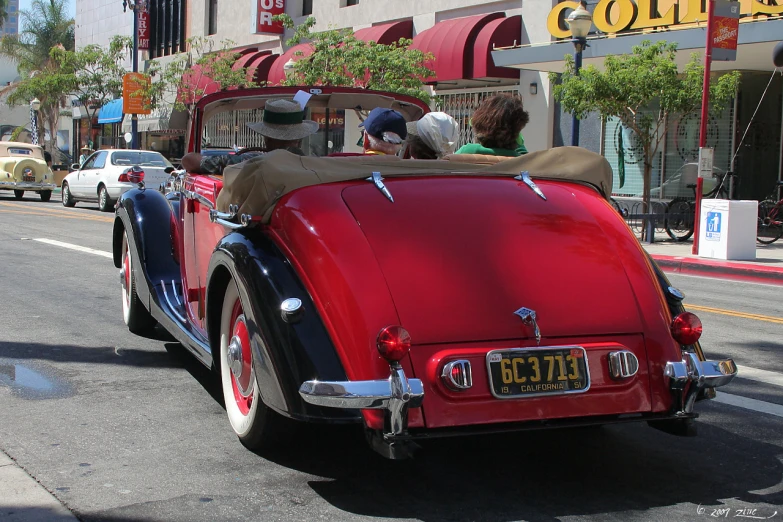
[359,108,407,142]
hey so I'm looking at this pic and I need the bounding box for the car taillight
[376,326,411,362]
[671,312,702,345]
[119,167,145,184]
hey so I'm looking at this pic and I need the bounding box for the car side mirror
[164,166,175,174]
[71,163,80,171]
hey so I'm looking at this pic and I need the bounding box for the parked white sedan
[62,149,174,211]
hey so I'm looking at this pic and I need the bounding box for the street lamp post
[565,2,592,147]
[122,0,144,150]
[29,98,41,146]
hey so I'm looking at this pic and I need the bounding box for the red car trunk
[341,176,655,428]
[341,177,645,346]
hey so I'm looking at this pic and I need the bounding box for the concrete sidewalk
[642,240,783,284]
[0,452,77,521]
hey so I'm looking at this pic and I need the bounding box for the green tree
[273,14,434,102]
[51,35,132,125]
[550,40,740,227]
[0,0,75,155]
[0,0,75,75]
[138,37,250,124]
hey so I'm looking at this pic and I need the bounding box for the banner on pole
[712,0,739,61]
[138,7,150,51]
[123,73,152,115]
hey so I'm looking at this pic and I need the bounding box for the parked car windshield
[111,151,173,168]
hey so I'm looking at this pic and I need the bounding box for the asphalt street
[0,192,782,522]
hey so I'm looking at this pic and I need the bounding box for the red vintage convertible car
[113,87,737,458]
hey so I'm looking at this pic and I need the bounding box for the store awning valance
[472,15,521,80]
[121,103,187,134]
[411,12,505,83]
[354,20,413,45]
[267,43,314,85]
[97,99,123,124]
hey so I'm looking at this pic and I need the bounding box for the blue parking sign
[705,211,722,241]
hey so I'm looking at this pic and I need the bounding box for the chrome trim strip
[161,280,187,324]
[0,181,57,190]
[665,352,737,414]
[209,204,239,221]
[515,171,546,201]
[171,280,182,306]
[485,345,591,399]
[366,171,394,203]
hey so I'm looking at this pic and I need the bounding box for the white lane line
[737,365,783,388]
[713,393,783,419]
[33,238,113,259]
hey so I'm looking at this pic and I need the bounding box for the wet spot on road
[0,360,73,399]
[199,497,213,503]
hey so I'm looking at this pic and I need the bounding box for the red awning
[472,15,521,79]
[246,53,279,85]
[179,64,222,105]
[233,50,269,73]
[354,20,413,45]
[267,43,314,85]
[411,12,505,83]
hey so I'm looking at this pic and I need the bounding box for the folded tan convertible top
[215,146,613,220]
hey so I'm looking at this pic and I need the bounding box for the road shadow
[251,416,783,521]
[0,338,181,369]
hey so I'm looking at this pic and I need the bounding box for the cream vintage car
[0,142,56,201]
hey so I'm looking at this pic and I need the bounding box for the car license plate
[486,347,590,398]
[22,175,35,182]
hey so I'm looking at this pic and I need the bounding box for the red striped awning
[246,53,279,85]
[410,13,505,83]
[354,20,413,45]
[472,15,522,79]
[266,43,314,85]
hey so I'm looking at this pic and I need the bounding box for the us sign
[137,8,150,51]
[252,0,285,35]
[712,0,740,61]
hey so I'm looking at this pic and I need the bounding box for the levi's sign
[547,0,781,38]
[252,0,284,35]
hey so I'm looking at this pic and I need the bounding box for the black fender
[206,228,361,424]
[113,188,180,285]
[112,188,212,365]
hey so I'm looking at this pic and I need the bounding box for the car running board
[161,279,187,323]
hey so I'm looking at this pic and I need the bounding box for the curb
[652,254,783,285]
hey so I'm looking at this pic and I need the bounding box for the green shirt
[455,142,528,157]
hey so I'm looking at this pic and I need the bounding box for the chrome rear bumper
[666,352,737,415]
[299,365,424,437]
[0,181,56,190]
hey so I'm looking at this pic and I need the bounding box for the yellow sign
[547,0,783,38]
[122,73,152,115]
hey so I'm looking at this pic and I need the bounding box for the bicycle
[756,180,783,245]
[664,169,736,242]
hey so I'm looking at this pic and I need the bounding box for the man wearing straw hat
[78,145,93,166]
[181,98,319,175]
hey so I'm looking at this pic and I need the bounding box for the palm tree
[0,0,74,157]
[0,0,75,74]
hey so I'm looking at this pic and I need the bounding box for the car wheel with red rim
[120,230,156,334]
[219,281,284,449]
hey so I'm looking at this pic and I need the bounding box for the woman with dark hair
[456,93,529,157]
